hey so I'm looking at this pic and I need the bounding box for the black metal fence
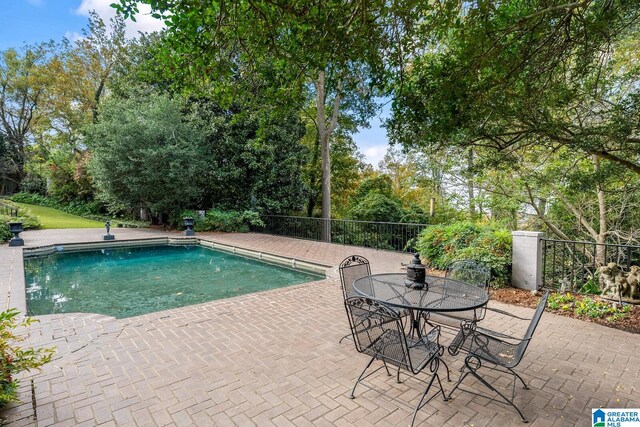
[0,201,18,217]
[542,239,640,291]
[256,215,429,253]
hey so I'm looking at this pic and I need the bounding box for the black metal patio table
[352,273,489,335]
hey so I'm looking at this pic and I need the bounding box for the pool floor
[24,244,323,318]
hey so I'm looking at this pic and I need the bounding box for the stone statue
[599,262,622,297]
[626,265,640,299]
[105,220,111,235]
[597,262,640,299]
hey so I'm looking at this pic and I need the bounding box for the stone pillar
[512,231,544,290]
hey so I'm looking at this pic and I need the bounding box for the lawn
[15,202,104,229]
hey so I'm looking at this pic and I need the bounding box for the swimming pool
[24,244,324,319]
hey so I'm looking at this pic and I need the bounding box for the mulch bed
[491,287,640,334]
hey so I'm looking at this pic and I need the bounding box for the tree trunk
[314,70,341,242]
[594,155,607,266]
[467,148,476,218]
[306,133,321,217]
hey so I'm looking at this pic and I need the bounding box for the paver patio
[1,229,638,426]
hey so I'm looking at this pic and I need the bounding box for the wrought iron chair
[446,291,550,422]
[339,255,371,301]
[345,297,448,427]
[421,260,491,332]
[338,255,372,343]
[446,260,491,291]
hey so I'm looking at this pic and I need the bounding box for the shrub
[0,309,55,406]
[0,223,11,242]
[415,221,512,287]
[10,192,51,206]
[348,193,404,222]
[19,172,47,195]
[180,209,264,233]
[11,192,103,217]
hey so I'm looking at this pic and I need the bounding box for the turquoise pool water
[24,245,323,318]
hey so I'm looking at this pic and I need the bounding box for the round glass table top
[352,273,488,312]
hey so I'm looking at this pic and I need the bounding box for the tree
[0,43,55,192]
[111,0,425,238]
[86,92,204,222]
[50,11,128,131]
[190,100,308,214]
[388,0,640,176]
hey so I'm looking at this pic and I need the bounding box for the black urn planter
[405,252,427,290]
[183,217,195,236]
[8,222,24,247]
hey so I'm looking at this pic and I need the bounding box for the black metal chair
[339,255,371,300]
[446,291,550,422]
[345,297,448,427]
[445,259,491,290]
[338,255,372,343]
[421,260,491,332]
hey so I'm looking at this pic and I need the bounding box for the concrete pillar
[512,231,544,290]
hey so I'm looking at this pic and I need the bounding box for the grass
[14,202,104,229]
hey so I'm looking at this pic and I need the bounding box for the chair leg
[350,356,376,399]
[508,367,529,390]
[439,358,451,382]
[396,366,402,383]
[446,369,470,400]
[410,372,448,427]
[382,360,392,377]
[452,356,528,423]
[339,333,351,344]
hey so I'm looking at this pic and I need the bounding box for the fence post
[512,231,545,290]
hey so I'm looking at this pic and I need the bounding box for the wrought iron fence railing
[256,215,429,253]
[541,238,640,292]
[0,201,18,217]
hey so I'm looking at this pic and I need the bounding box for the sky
[0,0,391,166]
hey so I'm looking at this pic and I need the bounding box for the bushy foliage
[0,308,55,406]
[191,102,308,214]
[18,172,47,196]
[11,192,50,206]
[415,221,512,286]
[45,151,94,204]
[11,192,103,217]
[11,214,41,231]
[181,209,264,233]
[86,93,204,221]
[353,175,395,202]
[0,223,11,242]
[348,193,404,222]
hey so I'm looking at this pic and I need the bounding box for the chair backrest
[339,255,371,299]
[513,291,549,364]
[445,260,491,290]
[344,297,411,371]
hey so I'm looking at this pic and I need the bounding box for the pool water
[24,245,323,319]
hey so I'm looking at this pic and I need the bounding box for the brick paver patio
[1,229,638,426]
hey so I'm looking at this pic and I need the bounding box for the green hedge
[11,192,102,217]
[0,222,11,242]
[180,209,264,233]
[415,221,512,287]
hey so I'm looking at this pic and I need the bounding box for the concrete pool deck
[0,229,639,426]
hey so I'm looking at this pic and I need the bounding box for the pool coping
[13,236,332,317]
